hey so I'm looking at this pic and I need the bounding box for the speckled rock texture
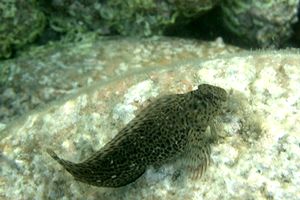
[39,0,300,48]
[1,0,299,58]
[0,37,242,124]
[0,0,219,59]
[220,0,300,47]
[40,0,218,38]
[0,39,299,199]
[0,0,45,58]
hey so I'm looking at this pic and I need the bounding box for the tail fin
[47,148,146,187]
[46,148,60,161]
[46,148,83,177]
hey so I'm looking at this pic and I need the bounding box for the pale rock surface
[0,36,242,123]
[0,39,299,200]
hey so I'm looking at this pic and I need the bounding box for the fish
[47,84,227,187]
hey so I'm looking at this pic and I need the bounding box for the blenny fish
[47,84,227,187]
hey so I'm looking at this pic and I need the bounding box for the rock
[0,36,242,123]
[0,38,299,199]
[41,0,300,48]
[1,0,299,59]
[40,0,218,38]
[0,0,45,59]
[220,0,300,47]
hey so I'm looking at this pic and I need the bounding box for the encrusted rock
[0,41,299,199]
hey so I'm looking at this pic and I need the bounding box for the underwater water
[0,1,300,200]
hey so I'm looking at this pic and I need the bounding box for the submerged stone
[0,39,300,199]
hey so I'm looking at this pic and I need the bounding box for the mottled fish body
[47,84,227,187]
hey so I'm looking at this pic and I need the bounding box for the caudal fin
[46,148,60,161]
[46,148,146,187]
[46,148,81,176]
